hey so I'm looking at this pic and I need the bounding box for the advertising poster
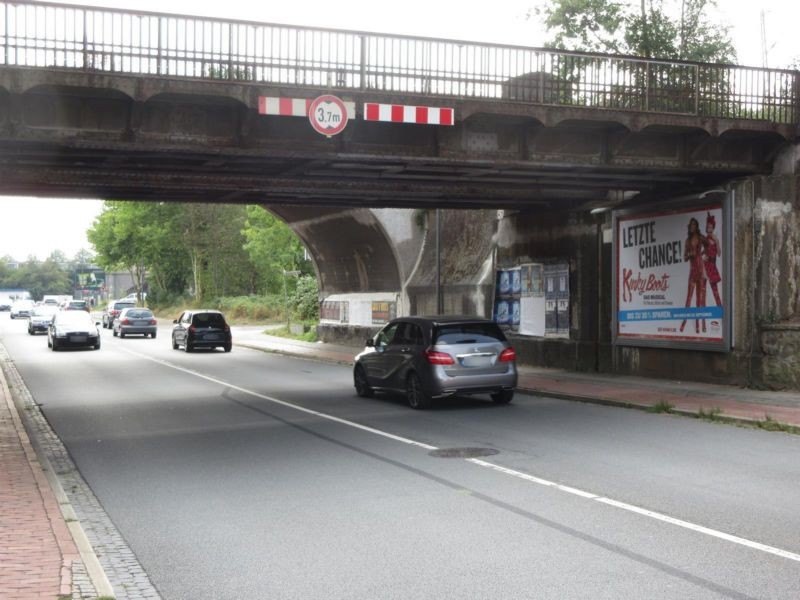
[494,268,520,332]
[519,263,545,336]
[544,263,570,337]
[614,203,727,348]
[371,301,396,325]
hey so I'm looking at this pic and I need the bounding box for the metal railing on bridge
[1,0,798,125]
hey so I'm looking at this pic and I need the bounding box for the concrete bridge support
[307,144,800,390]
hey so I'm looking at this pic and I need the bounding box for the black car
[172,310,232,352]
[354,316,517,409]
[102,300,135,328]
[48,310,101,351]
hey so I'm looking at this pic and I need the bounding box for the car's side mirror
[173,319,178,324]
[365,338,374,347]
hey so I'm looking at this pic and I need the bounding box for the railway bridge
[1,1,799,387]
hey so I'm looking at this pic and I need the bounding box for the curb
[235,339,799,432]
[0,360,116,598]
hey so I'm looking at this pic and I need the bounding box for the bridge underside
[0,70,790,210]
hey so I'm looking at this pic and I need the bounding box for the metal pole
[435,209,443,315]
[283,270,289,329]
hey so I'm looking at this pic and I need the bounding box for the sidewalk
[0,364,79,599]
[232,328,800,429]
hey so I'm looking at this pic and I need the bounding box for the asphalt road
[1,312,799,599]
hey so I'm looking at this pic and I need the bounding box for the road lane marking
[120,346,800,564]
[118,348,437,450]
[468,459,800,563]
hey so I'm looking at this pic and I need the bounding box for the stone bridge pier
[299,143,800,391]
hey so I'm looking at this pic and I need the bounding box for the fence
[1,0,797,124]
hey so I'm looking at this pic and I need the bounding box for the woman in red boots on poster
[679,217,706,334]
[703,212,723,307]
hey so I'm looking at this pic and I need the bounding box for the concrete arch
[264,205,403,295]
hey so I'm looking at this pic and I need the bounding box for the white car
[10,299,35,319]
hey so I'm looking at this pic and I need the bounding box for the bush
[289,276,319,321]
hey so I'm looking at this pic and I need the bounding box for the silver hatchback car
[354,316,517,409]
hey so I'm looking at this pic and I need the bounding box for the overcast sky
[1,0,798,261]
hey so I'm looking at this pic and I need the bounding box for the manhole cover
[429,447,499,459]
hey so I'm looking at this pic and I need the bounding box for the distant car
[0,301,11,311]
[28,306,59,335]
[102,300,135,328]
[43,299,59,306]
[47,310,101,351]
[123,292,147,302]
[353,316,517,409]
[10,299,35,319]
[113,307,157,338]
[65,300,90,312]
[171,310,232,353]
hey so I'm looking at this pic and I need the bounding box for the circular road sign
[308,95,349,137]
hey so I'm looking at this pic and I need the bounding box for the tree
[534,0,736,63]
[242,207,313,295]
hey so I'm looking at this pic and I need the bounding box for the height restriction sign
[308,95,349,137]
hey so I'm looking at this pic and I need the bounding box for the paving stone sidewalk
[232,328,800,428]
[0,360,80,599]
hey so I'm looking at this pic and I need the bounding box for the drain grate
[429,447,499,459]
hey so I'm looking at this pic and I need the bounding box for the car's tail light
[425,349,454,365]
[189,325,196,333]
[121,319,130,325]
[149,319,157,325]
[499,347,516,362]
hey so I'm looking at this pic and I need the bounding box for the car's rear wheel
[119,332,125,339]
[354,365,374,398]
[171,336,178,350]
[112,329,118,337]
[151,332,157,339]
[223,344,232,353]
[94,341,101,350]
[406,372,432,410]
[51,339,58,351]
[491,390,514,404]
[184,342,193,353]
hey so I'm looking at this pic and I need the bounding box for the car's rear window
[433,323,506,345]
[114,302,135,310]
[192,313,226,327]
[127,309,153,319]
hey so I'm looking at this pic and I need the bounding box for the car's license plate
[134,320,148,326]
[203,334,219,341]
[70,335,87,343]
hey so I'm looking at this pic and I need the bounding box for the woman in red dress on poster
[703,212,723,307]
[679,217,707,334]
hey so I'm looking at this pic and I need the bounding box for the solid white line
[118,348,438,451]
[469,458,800,563]
[120,346,800,563]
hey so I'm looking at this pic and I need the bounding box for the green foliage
[242,207,313,295]
[647,400,675,413]
[88,201,319,319]
[289,275,319,321]
[266,324,319,343]
[535,0,736,63]
[0,257,72,299]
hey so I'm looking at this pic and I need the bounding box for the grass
[697,407,723,421]
[264,324,318,343]
[756,415,800,434]
[151,295,285,326]
[647,400,674,414]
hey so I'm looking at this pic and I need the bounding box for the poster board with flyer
[612,198,732,352]
[494,262,565,338]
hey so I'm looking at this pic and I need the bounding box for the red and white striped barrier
[259,97,355,118]
[364,103,454,126]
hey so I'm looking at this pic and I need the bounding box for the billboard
[613,199,730,351]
